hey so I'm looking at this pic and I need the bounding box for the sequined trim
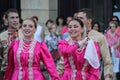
[17,40,23,80]
[17,39,36,80]
[68,56,77,80]
[81,60,88,80]
[28,40,36,80]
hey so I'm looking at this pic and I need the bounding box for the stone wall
[21,0,58,35]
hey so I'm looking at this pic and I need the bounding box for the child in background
[45,23,60,64]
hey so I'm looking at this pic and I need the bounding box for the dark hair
[73,12,78,19]
[22,18,37,28]
[5,9,19,19]
[70,18,84,28]
[56,16,66,26]
[2,11,7,19]
[31,16,39,21]
[92,21,101,32]
[45,19,53,26]
[0,12,7,25]
[110,16,119,23]
[79,8,93,20]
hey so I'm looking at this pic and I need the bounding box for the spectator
[45,23,60,63]
[105,21,120,80]
[31,16,44,42]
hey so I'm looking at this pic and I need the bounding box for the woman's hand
[78,37,89,47]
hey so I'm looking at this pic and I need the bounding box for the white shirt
[34,24,43,42]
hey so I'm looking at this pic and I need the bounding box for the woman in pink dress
[105,21,120,80]
[4,18,60,80]
[58,19,100,80]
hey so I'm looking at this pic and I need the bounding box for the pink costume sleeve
[58,40,78,56]
[89,42,100,80]
[40,42,60,80]
[4,41,15,80]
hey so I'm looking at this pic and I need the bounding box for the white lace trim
[17,40,23,80]
[81,61,88,80]
[68,56,77,80]
[28,40,36,80]
[17,39,36,80]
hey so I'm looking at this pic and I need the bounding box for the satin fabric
[4,40,59,80]
[58,40,100,80]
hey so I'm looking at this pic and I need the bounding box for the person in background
[110,16,119,25]
[105,21,120,80]
[57,8,113,80]
[92,21,101,32]
[106,16,120,35]
[56,16,66,37]
[45,23,60,64]
[31,16,44,42]
[46,19,54,29]
[58,19,100,80]
[17,18,24,40]
[4,18,60,80]
[45,19,54,36]
[110,16,120,35]
[0,12,8,33]
[0,9,20,80]
[61,16,73,39]
[73,12,78,19]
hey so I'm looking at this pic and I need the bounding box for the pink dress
[4,40,60,80]
[106,32,120,57]
[61,26,68,36]
[116,26,120,34]
[58,40,100,80]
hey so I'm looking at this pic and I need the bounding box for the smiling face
[7,12,20,29]
[51,24,57,33]
[68,20,83,40]
[77,12,92,30]
[22,19,36,39]
[66,17,72,25]
[93,24,99,31]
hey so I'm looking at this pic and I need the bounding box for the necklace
[22,38,34,53]
[17,39,36,80]
[22,40,33,53]
[23,38,33,42]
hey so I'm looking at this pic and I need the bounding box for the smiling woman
[4,18,60,80]
[68,19,84,41]
[58,19,100,80]
[22,18,37,41]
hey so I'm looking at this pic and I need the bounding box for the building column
[104,0,112,30]
[21,0,57,25]
[58,0,80,19]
